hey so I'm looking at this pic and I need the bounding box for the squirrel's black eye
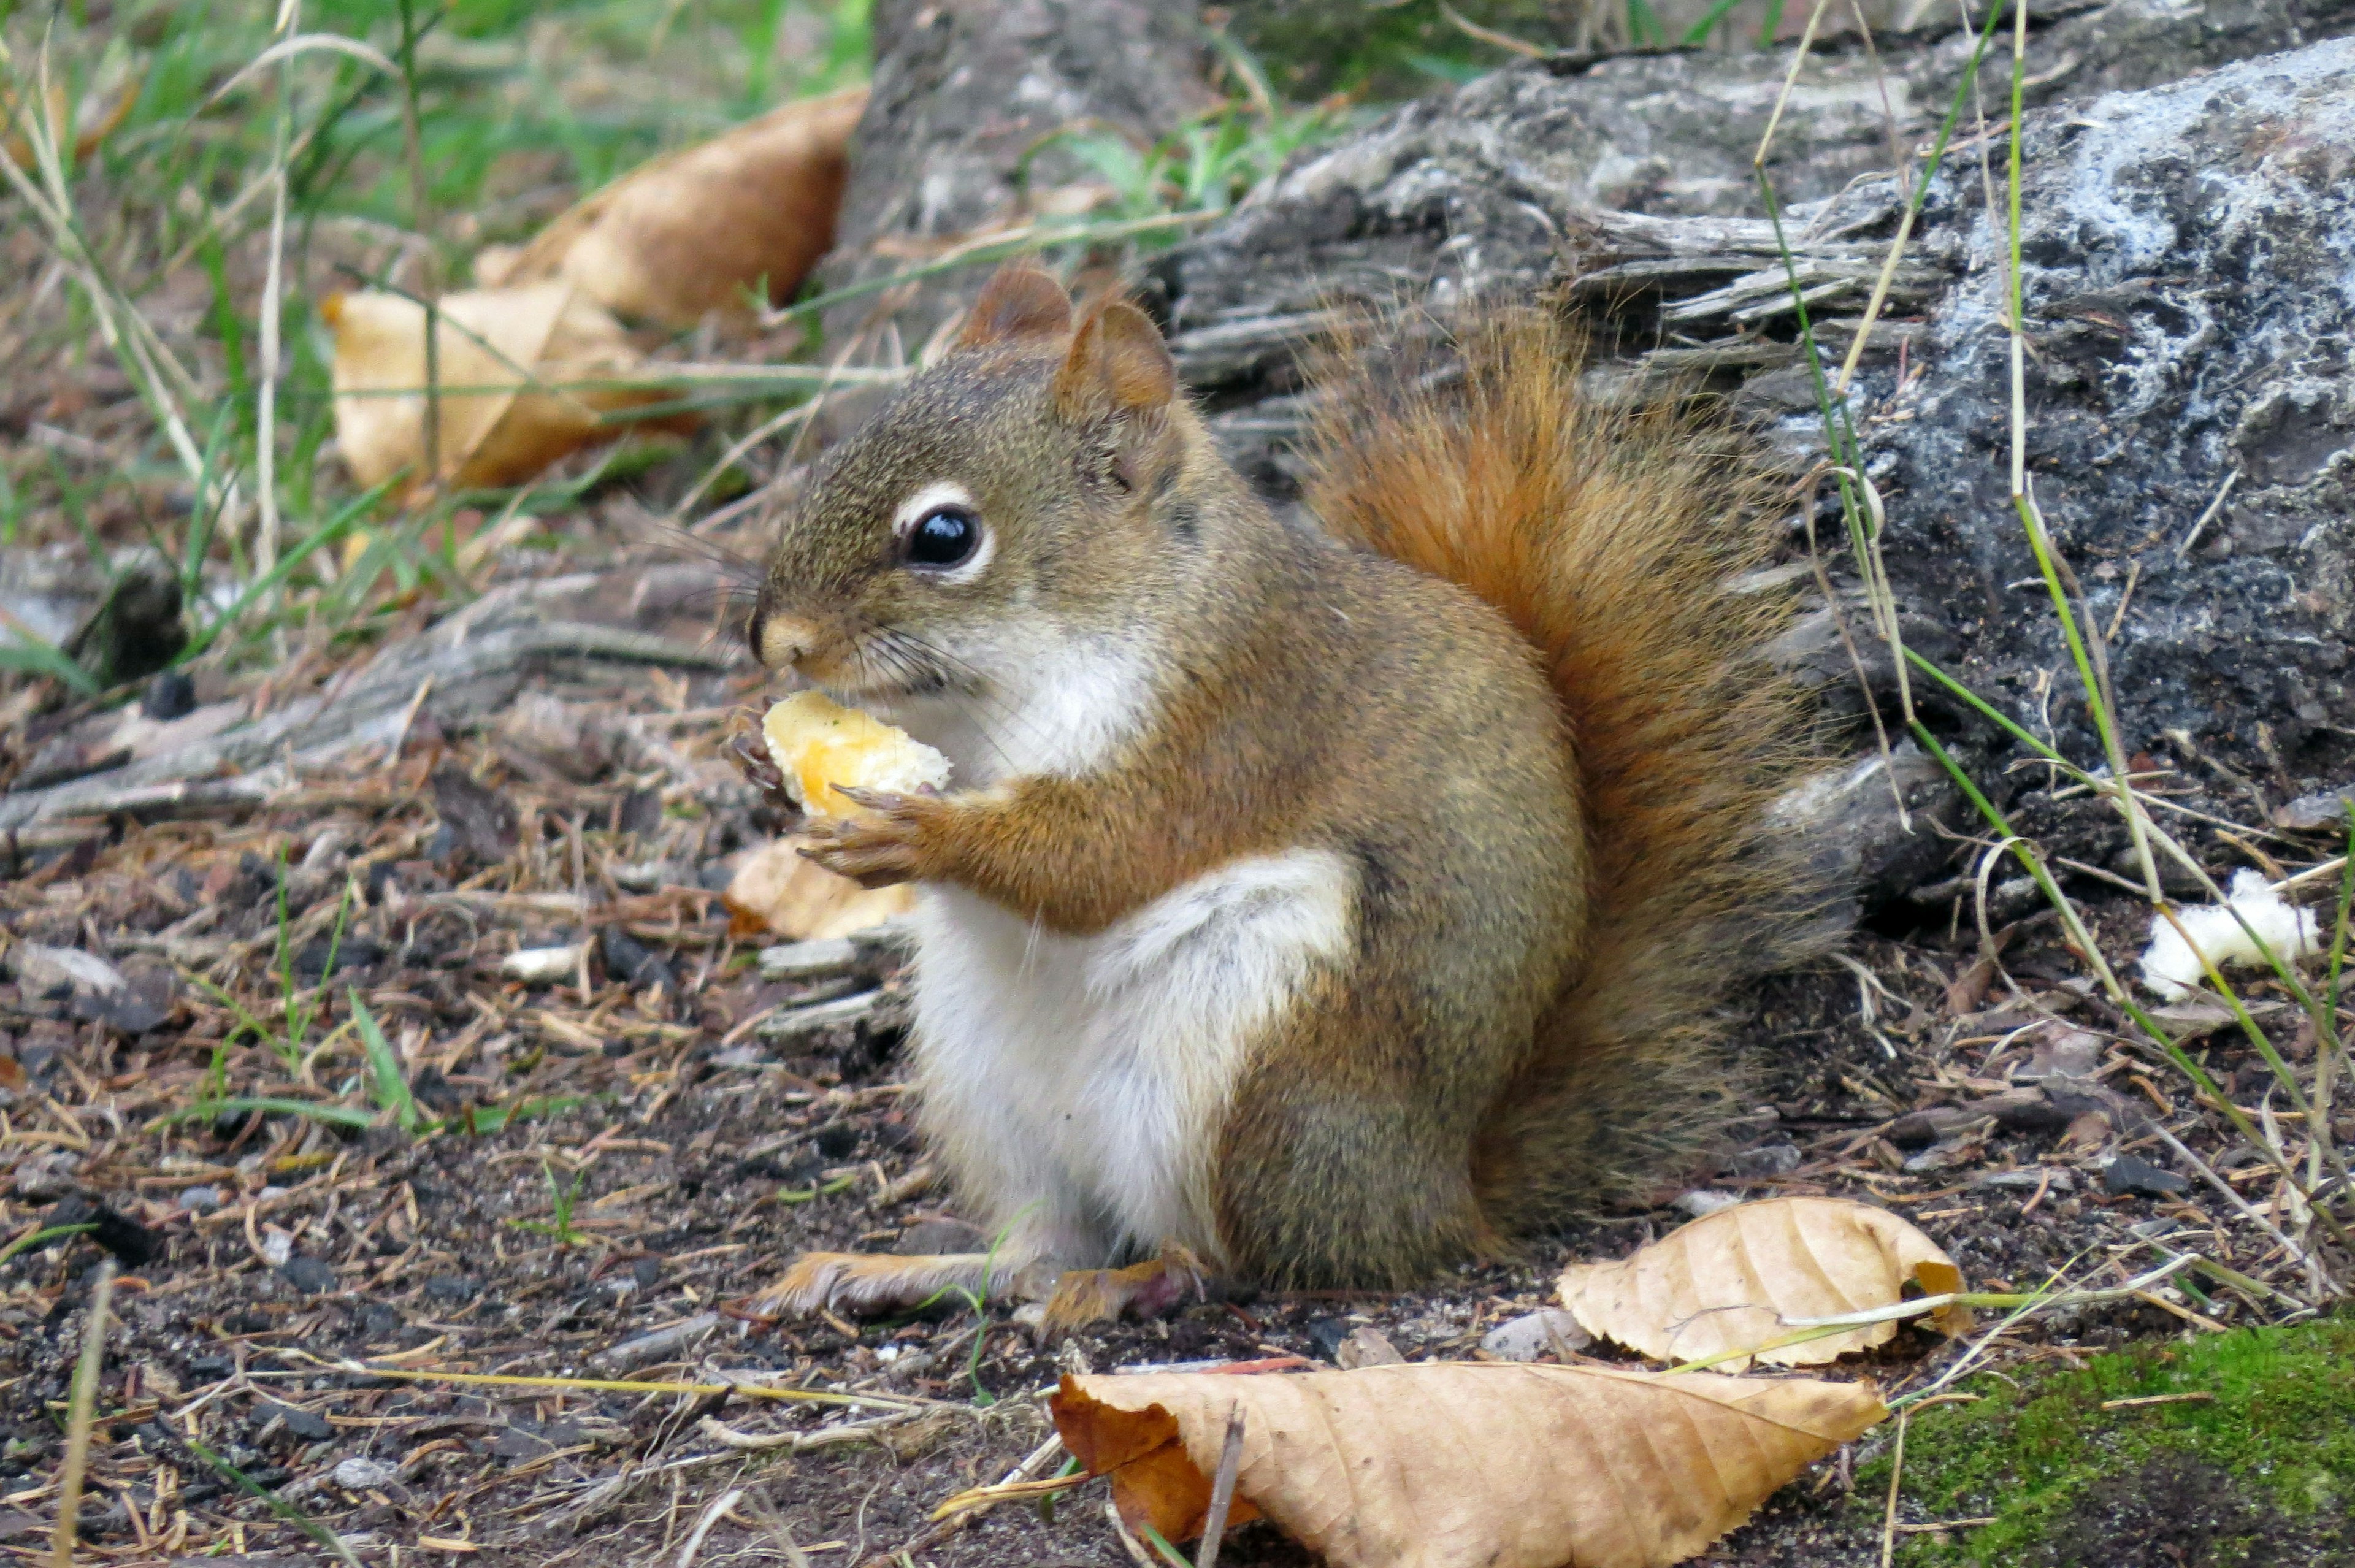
[904,505,981,568]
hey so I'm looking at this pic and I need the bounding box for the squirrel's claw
[1039,1244,1208,1336]
[727,717,804,825]
[798,790,939,887]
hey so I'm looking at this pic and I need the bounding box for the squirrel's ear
[1052,300,1176,423]
[955,264,1073,349]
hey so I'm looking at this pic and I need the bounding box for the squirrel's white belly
[908,848,1356,1265]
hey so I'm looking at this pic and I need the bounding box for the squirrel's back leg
[1209,966,1513,1288]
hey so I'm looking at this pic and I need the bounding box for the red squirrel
[734,263,1807,1328]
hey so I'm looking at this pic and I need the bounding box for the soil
[1,631,2342,1566]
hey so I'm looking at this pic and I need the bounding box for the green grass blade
[155,1096,378,1130]
[349,991,418,1131]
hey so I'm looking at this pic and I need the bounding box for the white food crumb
[2138,868,2321,1000]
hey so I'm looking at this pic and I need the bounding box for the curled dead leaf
[724,836,912,941]
[2,73,137,171]
[324,283,691,495]
[481,86,867,326]
[1053,1363,1885,1568]
[1558,1195,1968,1370]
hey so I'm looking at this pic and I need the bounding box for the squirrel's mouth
[833,627,976,701]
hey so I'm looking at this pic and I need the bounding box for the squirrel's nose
[750,607,819,671]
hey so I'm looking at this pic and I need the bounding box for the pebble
[501,945,582,984]
[1727,1142,1802,1178]
[1334,1326,1404,1369]
[177,1185,224,1214]
[13,1151,82,1200]
[255,1401,334,1441]
[1479,1309,1593,1362]
[6,943,126,1000]
[2104,1153,2192,1199]
[278,1255,337,1295]
[332,1456,401,1490]
[1672,1188,1744,1218]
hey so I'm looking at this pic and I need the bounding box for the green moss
[1859,1311,2355,1566]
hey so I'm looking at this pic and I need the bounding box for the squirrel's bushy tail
[1300,310,1817,1223]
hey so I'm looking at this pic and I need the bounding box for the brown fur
[1298,311,1813,1220]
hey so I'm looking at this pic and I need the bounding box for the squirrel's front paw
[797,787,946,888]
[727,713,805,826]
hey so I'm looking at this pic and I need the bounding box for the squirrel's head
[748,262,1196,702]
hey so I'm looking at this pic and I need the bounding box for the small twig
[1877,1405,1910,1568]
[674,1486,743,1568]
[2175,468,2240,558]
[1439,2,1548,56]
[300,1355,936,1412]
[696,1412,909,1453]
[253,0,300,586]
[1197,1410,1247,1568]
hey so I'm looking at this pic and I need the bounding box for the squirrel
[733,261,1811,1328]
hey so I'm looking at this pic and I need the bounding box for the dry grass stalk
[50,1259,115,1568]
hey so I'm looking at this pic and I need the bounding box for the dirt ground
[1,546,2346,1567]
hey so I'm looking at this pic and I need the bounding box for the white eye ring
[892,482,992,581]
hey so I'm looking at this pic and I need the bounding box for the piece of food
[761,692,951,819]
[723,838,914,939]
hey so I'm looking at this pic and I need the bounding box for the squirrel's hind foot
[751,1250,993,1318]
[1040,1244,1208,1335]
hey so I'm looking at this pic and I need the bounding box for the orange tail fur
[1300,310,1820,1221]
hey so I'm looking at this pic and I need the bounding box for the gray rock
[1334,1326,1406,1368]
[176,1185,224,1215]
[1480,1307,1593,1361]
[7,943,126,1000]
[1726,1142,1803,1178]
[331,1456,401,1490]
[277,1255,337,1296]
[2104,1152,2193,1198]
[1864,37,2355,760]
[253,1400,334,1442]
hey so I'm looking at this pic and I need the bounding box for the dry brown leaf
[324,283,689,494]
[724,836,912,941]
[2,74,137,171]
[479,86,867,327]
[1054,1363,1885,1568]
[1557,1196,1968,1370]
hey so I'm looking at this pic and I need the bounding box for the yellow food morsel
[760,692,952,819]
